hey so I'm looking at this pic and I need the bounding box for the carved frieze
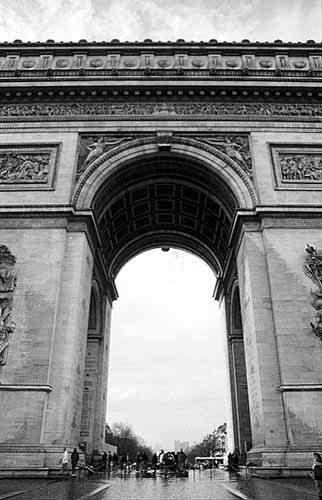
[0,145,59,190]
[2,102,322,122]
[271,145,322,190]
[0,245,16,365]
[304,244,322,342]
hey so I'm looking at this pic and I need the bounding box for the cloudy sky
[0,0,321,43]
[108,250,227,450]
[0,0,319,450]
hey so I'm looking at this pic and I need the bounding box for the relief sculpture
[77,136,133,179]
[0,152,50,183]
[304,244,322,341]
[0,245,16,365]
[280,154,322,182]
[195,135,252,177]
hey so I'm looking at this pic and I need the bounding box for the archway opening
[107,248,228,453]
[78,148,252,461]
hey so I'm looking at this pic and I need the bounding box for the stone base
[246,466,311,478]
[245,445,316,477]
[0,445,85,477]
[0,468,50,478]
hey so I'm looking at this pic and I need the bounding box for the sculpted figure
[0,298,15,365]
[199,136,251,173]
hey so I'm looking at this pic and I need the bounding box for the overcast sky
[0,0,321,43]
[0,0,319,451]
[108,250,227,450]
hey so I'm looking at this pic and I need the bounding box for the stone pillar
[0,222,94,472]
[236,223,289,468]
[260,218,322,468]
[80,285,112,456]
[225,282,252,463]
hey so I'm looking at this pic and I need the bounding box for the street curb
[223,484,251,500]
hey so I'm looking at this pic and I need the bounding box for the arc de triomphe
[0,39,322,476]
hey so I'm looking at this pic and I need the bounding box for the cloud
[0,0,320,42]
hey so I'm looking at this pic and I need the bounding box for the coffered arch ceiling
[92,153,238,278]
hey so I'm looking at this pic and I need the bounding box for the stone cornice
[1,41,322,84]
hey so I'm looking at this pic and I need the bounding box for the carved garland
[0,245,16,365]
[304,244,322,342]
[73,135,257,205]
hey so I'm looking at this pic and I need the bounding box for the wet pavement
[0,469,319,500]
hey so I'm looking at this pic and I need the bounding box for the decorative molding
[2,102,322,123]
[0,245,16,365]
[271,145,322,190]
[304,244,322,342]
[279,384,322,392]
[0,48,321,76]
[262,217,322,229]
[0,144,59,190]
[0,384,52,392]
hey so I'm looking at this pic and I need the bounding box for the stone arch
[73,136,257,209]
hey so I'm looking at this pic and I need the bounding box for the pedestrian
[311,451,322,499]
[71,448,79,477]
[107,451,112,470]
[102,451,107,471]
[177,448,186,472]
[152,452,158,471]
[60,447,69,476]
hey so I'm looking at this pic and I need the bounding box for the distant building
[213,423,227,456]
[174,440,189,452]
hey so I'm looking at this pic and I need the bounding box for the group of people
[60,447,79,477]
[158,449,187,473]
[101,451,131,471]
[99,448,187,474]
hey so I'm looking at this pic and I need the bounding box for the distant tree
[105,422,153,461]
[186,423,227,464]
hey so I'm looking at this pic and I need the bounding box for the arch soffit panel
[73,136,257,209]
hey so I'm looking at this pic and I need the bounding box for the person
[177,448,186,472]
[102,451,107,471]
[158,449,165,465]
[61,447,69,476]
[312,452,322,499]
[152,452,158,471]
[71,448,79,477]
[107,451,112,470]
[112,452,119,471]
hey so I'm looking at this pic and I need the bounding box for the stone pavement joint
[79,482,111,499]
[0,491,27,500]
[223,484,251,500]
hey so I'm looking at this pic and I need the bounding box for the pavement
[0,469,319,500]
